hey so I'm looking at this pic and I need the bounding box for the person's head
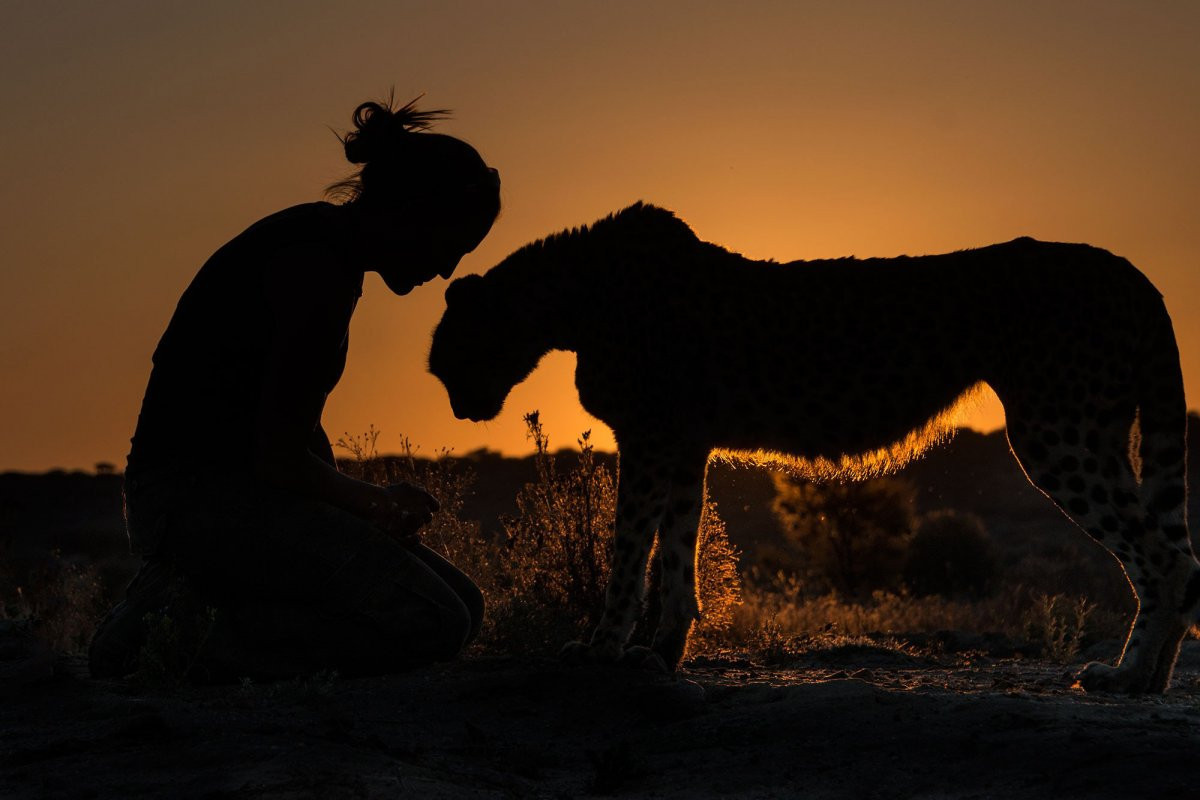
[328,95,501,294]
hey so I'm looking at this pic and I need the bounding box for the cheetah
[429,202,1196,694]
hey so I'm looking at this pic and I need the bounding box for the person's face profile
[373,223,469,295]
[354,193,496,294]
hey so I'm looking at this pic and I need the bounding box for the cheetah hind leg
[1009,411,1198,694]
[1140,424,1200,694]
[1075,556,1199,694]
[1076,421,1199,694]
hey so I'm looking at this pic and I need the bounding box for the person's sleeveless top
[127,202,362,478]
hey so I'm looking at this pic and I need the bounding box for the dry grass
[287,419,1143,666]
[336,419,1129,667]
[704,568,1124,664]
[6,419,1149,673]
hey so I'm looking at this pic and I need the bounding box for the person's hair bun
[341,95,450,165]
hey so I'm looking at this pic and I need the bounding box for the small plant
[239,668,341,708]
[485,412,619,650]
[133,604,219,689]
[1022,592,1095,662]
[0,551,106,656]
[335,427,491,591]
[742,614,803,665]
[334,424,386,482]
[688,497,743,648]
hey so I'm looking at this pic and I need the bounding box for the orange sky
[2,2,1199,471]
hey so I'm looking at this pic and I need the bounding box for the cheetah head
[429,274,545,422]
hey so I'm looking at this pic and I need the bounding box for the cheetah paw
[1074,661,1153,695]
[619,645,670,674]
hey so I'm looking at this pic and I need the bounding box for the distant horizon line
[3,422,1016,476]
[18,408,1200,476]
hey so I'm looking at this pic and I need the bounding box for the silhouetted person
[89,97,500,681]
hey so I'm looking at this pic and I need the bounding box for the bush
[486,412,619,651]
[772,475,918,599]
[335,426,493,591]
[337,415,742,660]
[1021,592,1096,662]
[0,549,106,656]
[133,604,219,689]
[490,413,742,657]
[903,510,998,598]
[691,496,743,639]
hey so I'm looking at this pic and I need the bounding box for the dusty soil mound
[4,642,1200,799]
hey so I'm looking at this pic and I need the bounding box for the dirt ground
[5,635,1200,800]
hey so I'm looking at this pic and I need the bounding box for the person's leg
[163,483,477,679]
[406,544,485,645]
[90,472,197,679]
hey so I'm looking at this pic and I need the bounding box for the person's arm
[252,250,422,528]
[309,422,337,467]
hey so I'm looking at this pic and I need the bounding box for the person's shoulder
[255,204,359,297]
[194,203,349,289]
[246,202,343,240]
[232,203,349,268]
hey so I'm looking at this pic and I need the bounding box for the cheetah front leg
[560,447,668,665]
[645,460,707,669]
[616,457,707,671]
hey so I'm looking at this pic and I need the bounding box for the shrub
[1022,592,1095,662]
[772,475,917,599]
[903,510,998,598]
[133,604,219,689]
[490,412,742,657]
[692,496,743,639]
[336,414,743,658]
[335,426,493,593]
[486,412,618,651]
[0,550,106,656]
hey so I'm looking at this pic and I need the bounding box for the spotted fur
[429,202,1195,693]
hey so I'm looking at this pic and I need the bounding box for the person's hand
[366,482,439,544]
[386,482,440,515]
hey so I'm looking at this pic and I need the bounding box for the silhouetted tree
[772,475,917,599]
[903,510,998,598]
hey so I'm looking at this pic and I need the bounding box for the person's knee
[460,581,485,644]
[428,595,475,661]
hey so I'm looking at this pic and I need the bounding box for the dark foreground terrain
[5,638,1200,800]
[7,423,1200,798]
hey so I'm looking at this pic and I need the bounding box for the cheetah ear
[445,274,483,305]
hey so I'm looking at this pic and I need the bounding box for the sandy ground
[5,637,1200,800]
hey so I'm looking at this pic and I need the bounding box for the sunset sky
[2,1,1198,472]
